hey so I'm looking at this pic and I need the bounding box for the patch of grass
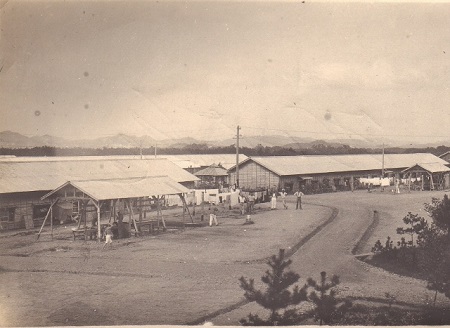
[336,303,450,325]
[364,252,427,280]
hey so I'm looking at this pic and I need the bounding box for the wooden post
[83,200,88,241]
[76,202,83,229]
[201,191,205,221]
[139,198,142,223]
[179,194,194,223]
[112,199,117,222]
[108,200,113,223]
[36,198,59,240]
[94,200,101,241]
[143,197,147,219]
[408,173,411,193]
[50,206,53,241]
[182,195,185,223]
[127,201,132,231]
[156,196,167,229]
[126,200,139,236]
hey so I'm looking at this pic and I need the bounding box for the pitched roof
[42,176,189,201]
[0,158,198,194]
[402,162,450,174]
[194,164,228,177]
[439,151,450,160]
[230,153,448,176]
[0,154,248,170]
[159,154,247,170]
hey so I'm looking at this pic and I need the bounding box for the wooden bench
[135,220,160,236]
[71,227,97,240]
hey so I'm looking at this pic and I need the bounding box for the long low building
[0,154,247,172]
[0,158,198,231]
[228,153,450,193]
[158,154,248,173]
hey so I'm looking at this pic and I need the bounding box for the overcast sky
[1,1,449,144]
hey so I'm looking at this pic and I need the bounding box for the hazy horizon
[1,1,449,145]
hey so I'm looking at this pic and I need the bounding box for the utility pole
[381,143,385,192]
[154,142,157,158]
[139,141,143,159]
[235,125,241,188]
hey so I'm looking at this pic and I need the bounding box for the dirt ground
[0,190,449,326]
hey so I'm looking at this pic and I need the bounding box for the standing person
[248,193,256,213]
[102,223,113,249]
[270,191,277,210]
[209,206,218,226]
[239,194,246,215]
[395,179,400,194]
[280,189,288,209]
[294,189,304,210]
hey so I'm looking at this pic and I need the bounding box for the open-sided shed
[38,176,192,240]
[402,163,450,191]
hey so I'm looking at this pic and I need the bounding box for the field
[0,189,449,326]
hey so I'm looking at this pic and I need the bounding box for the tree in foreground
[306,271,352,325]
[424,194,450,240]
[239,249,308,325]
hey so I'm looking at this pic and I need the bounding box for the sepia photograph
[0,0,449,326]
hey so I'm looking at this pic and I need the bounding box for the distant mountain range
[0,130,448,150]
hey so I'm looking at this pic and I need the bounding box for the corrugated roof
[0,154,248,170]
[0,158,198,194]
[402,162,450,174]
[160,154,248,170]
[42,176,189,201]
[439,151,450,160]
[232,153,448,176]
[194,164,228,177]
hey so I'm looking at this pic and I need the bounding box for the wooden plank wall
[230,162,280,189]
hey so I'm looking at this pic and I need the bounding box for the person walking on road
[294,189,304,210]
[280,189,288,209]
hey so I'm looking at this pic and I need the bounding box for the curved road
[0,190,448,326]
[207,191,449,325]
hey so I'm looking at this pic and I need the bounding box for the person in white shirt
[209,206,219,226]
[280,189,288,209]
[294,189,304,210]
[271,192,277,209]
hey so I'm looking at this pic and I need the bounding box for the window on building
[33,204,51,220]
[0,207,15,222]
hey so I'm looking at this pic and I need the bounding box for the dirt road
[0,190,448,326]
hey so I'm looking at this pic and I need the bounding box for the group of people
[101,188,306,246]
[271,188,304,210]
[238,193,256,215]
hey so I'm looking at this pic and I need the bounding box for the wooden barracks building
[228,153,450,193]
[0,157,198,231]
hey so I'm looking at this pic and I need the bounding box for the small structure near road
[401,163,450,191]
[194,163,228,189]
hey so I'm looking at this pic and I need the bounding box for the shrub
[239,249,308,325]
[424,194,450,240]
[306,271,352,325]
